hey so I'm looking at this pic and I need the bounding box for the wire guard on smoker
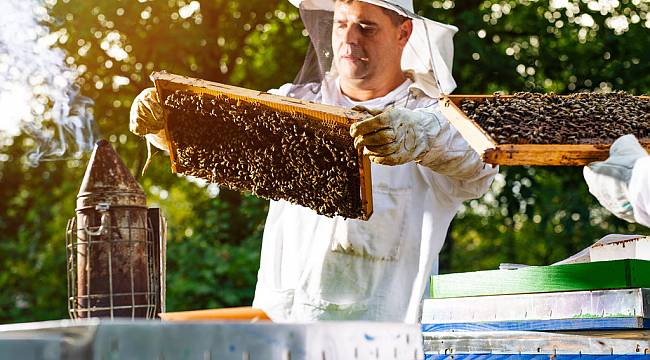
[66,212,157,319]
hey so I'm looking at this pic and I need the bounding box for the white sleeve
[629,156,650,227]
[267,83,294,97]
[414,106,498,202]
[267,82,323,103]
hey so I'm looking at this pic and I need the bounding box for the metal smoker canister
[68,139,155,318]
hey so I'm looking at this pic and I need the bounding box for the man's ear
[398,19,413,47]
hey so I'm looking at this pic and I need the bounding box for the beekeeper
[584,134,650,227]
[130,0,498,322]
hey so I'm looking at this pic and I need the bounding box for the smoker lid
[77,140,145,198]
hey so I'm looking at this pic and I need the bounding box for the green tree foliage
[0,0,648,323]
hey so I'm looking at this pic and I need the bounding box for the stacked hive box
[422,240,650,358]
[424,259,650,331]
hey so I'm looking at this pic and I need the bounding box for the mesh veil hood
[288,0,458,97]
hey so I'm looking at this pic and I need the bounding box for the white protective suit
[252,73,497,322]
[251,0,497,323]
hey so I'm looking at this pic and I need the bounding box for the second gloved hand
[584,134,649,222]
[349,107,445,166]
[129,87,168,151]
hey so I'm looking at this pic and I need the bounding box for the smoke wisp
[0,0,96,166]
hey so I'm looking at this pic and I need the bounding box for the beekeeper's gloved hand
[129,87,168,151]
[350,107,484,179]
[584,134,649,222]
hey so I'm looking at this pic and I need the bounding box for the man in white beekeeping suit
[130,0,498,322]
[584,134,650,227]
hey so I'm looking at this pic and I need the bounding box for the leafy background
[0,0,648,323]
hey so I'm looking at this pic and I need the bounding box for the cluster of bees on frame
[164,90,365,219]
[460,92,649,145]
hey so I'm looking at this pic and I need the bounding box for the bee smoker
[66,140,166,319]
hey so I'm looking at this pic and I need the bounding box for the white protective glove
[129,87,170,174]
[584,134,649,223]
[349,106,485,179]
[129,87,169,151]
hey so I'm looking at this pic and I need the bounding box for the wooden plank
[425,355,650,359]
[430,260,650,299]
[439,94,650,166]
[557,330,650,340]
[159,307,271,321]
[438,97,497,156]
[421,317,650,332]
[151,71,367,126]
[483,144,616,166]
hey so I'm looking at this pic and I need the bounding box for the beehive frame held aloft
[439,95,650,166]
[151,71,373,220]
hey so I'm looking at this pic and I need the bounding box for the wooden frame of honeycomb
[151,71,373,220]
[439,94,650,166]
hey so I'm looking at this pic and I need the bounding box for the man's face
[332,1,410,84]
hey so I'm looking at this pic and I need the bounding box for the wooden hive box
[152,71,373,220]
[439,95,650,166]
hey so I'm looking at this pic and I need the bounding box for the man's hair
[336,0,410,26]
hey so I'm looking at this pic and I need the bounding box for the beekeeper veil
[288,0,458,98]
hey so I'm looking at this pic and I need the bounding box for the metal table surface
[0,319,423,360]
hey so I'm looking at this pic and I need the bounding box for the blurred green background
[0,0,648,323]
